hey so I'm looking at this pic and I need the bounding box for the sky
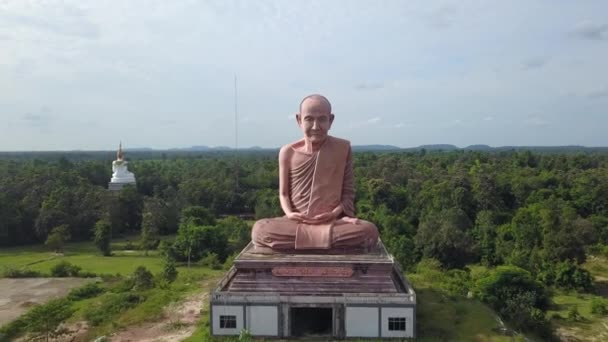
[1,0,607,151]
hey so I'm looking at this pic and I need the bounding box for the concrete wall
[212,305,243,336]
[380,307,414,338]
[246,305,278,336]
[345,306,379,338]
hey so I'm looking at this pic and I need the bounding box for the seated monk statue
[251,94,379,252]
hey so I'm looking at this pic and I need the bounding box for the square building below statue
[210,240,416,339]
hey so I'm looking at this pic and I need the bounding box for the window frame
[388,317,406,331]
[219,314,237,329]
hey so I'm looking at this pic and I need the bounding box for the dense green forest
[2,150,608,337]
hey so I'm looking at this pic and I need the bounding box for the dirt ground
[0,277,92,325]
[107,290,208,342]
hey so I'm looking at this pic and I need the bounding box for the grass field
[546,255,608,341]
[6,240,607,341]
[0,237,225,341]
[411,280,521,342]
[0,238,166,276]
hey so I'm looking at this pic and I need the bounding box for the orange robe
[252,136,378,250]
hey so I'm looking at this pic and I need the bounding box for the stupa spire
[117,141,124,160]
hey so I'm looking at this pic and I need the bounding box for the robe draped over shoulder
[291,136,352,249]
[251,136,378,251]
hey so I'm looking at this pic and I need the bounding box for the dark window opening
[220,315,237,329]
[388,317,406,331]
[291,307,333,337]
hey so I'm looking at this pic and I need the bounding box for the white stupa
[108,142,136,191]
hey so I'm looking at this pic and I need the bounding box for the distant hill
[3,145,608,161]
[464,144,493,151]
[352,145,401,152]
[168,145,232,151]
[415,144,459,151]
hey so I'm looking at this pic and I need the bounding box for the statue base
[210,240,416,339]
[107,181,135,191]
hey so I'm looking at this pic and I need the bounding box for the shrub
[200,252,222,270]
[19,298,74,341]
[78,271,98,278]
[591,298,608,315]
[2,267,44,278]
[160,259,178,283]
[132,266,154,291]
[68,282,104,301]
[50,261,82,277]
[45,224,71,253]
[0,317,26,341]
[567,306,581,321]
[113,277,136,293]
[94,219,112,256]
[553,261,593,292]
[474,266,550,334]
[84,293,144,326]
[439,269,471,297]
[223,253,237,270]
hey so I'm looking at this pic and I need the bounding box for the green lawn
[547,292,608,341]
[546,255,608,341]
[12,240,602,341]
[0,238,168,276]
[411,282,519,342]
[0,238,224,341]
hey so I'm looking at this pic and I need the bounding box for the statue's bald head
[299,94,332,114]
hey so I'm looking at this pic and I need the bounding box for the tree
[474,266,550,334]
[45,224,71,253]
[140,212,159,256]
[25,298,74,342]
[415,208,474,268]
[174,223,200,268]
[472,210,500,266]
[173,223,228,267]
[109,185,143,234]
[35,207,68,241]
[93,218,112,256]
[216,216,251,254]
[181,206,216,226]
[254,189,282,219]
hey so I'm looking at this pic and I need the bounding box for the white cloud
[1,1,608,150]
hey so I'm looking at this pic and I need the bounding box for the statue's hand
[286,212,305,222]
[303,211,338,224]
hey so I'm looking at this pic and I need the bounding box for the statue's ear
[296,113,302,125]
[329,114,335,124]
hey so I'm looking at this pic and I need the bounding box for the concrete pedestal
[210,241,416,339]
[107,182,134,191]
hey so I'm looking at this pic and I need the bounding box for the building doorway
[290,307,333,337]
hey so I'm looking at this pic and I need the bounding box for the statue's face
[297,98,334,143]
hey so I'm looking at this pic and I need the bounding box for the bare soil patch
[107,290,209,342]
[0,278,92,325]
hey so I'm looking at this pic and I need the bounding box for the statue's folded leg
[252,217,298,249]
[331,218,379,249]
[252,217,379,250]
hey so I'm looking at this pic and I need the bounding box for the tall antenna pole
[234,74,239,191]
